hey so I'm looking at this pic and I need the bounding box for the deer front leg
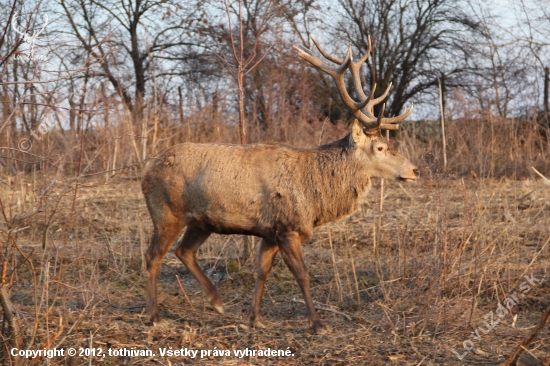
[249,238,279,328]
[277,231,325,334]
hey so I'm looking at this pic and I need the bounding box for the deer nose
[413,168,419,176]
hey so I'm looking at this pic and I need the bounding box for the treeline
[0,0,549,177]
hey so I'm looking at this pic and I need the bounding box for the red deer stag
[142,36,418,334]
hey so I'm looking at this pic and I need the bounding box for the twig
[544,346,550,366]
[499,304,550,366]
[398,183,417,202]
[88,331,93,366]
[36,314,63,358]
[176,275,195,311]
[531,167,550,186]
[292,299,351,321]
[53,297,97,350]
[520,345,540,362]
[520,238,550,282]
[415,355,428,366]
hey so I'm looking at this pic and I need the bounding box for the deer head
[295,36,418,182]
[12,12,48,56]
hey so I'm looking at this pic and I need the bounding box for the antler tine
[359,82,393,121]
[359,35,372,66]
[376,103,386,129]
[294,45,350,76]
[379,104,414,129]
[310,36,343,64]
[356,83,376,112]
[349,35,372,101]
[370,82,392,107]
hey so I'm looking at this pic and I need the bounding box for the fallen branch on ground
[499,304,550,366]
[292,299,351,321]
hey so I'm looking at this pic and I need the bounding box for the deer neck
[308,135,372,227]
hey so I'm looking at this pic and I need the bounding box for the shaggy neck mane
[304,134,371,227]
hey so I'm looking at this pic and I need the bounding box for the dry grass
[1,102,549,364]
[2,169,549,365]
[3,13,549,361]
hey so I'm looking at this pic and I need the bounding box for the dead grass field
[3,172,549,365]
[2,2,550,361]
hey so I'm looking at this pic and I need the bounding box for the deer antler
[294,36,413,132]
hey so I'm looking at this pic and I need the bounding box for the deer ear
[351,119,365,143]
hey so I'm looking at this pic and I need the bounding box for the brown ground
[4,175,550,365]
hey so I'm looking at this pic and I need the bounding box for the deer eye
[377,146,384,151]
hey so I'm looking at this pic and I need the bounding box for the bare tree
[336,0,474,118]
[216,0,274,144]
[508,0,550,122]
[59,0,199,119]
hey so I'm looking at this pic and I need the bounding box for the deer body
[142,138,371,239]
[142,37,419,333]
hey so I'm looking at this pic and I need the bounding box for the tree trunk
[0,285,21,366]
[237,64,246,145]
[438,77,447,169]
[237,64,250,259]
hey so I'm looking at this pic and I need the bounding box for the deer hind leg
[174,226,224,314]
[277,231,325,334]
[145,213,185,323]
[249,238,279,328]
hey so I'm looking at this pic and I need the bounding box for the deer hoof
[312,322,328,335]
[252,319,268,329]
[149,312,161,325]
[212,303,225,314]
[152,320,170,329]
